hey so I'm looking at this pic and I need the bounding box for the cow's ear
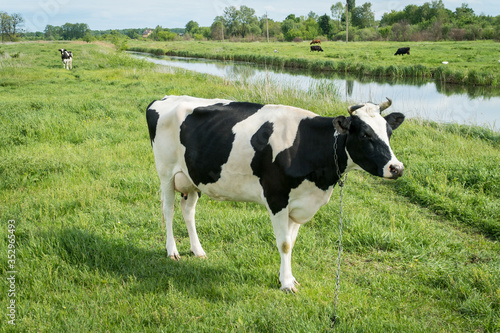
[333,116,351,134]
[385,112,405,130]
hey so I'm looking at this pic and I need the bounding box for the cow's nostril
[389,164,404,178]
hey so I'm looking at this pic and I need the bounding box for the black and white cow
[146,95,405,292]
[58,49,73,69]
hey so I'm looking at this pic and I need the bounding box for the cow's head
[333,98,405,179]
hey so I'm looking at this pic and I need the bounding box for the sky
[5,0,499,33]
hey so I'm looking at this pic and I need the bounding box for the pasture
[0,42,499,332]
[128,40,500,87]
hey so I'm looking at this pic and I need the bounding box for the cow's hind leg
[271,210,299,292]
[161,178,180,260]
[180,191,206,258]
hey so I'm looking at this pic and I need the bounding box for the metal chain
[331,133,348,328]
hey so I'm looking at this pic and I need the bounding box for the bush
[449,28,466,41]
[482,27,496,40]
[355,28,381,41]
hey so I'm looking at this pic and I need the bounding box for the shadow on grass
[45,227,278,300]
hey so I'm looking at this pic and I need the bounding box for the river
[130,52,499,131]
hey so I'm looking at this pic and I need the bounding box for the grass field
[127,40,500,87]
[1,42,499,332]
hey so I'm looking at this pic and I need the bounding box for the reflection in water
[130,52,499,131]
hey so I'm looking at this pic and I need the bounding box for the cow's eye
[361,133,369,139]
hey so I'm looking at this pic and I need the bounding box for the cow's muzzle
[389,163,404,179]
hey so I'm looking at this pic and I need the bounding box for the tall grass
[0,42,499,332]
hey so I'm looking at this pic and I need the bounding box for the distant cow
[310,45,324,52]
[58,49,73,69]
[310,39,321,45]
[146,95,405,292]
[394,47,410,56]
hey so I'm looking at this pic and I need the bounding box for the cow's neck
[333,132,349,186]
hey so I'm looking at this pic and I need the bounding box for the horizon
[4,0,499,33]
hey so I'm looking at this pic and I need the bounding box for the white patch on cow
[288,180,334,223]
[232,104,316,162]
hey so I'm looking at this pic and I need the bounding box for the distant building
[142,29,153,38]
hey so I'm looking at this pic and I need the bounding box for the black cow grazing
[394,47,410,56]
[310,45,324,52]
[58,49,73,69]
[146,95,405,292]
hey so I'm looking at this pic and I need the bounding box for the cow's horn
[347,104,364,115]
[379,97,392,112]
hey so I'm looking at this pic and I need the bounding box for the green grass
[0,42,499,332]
[128,40,500,87]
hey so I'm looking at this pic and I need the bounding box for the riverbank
[0,42,498,332]
[128,40,500,87]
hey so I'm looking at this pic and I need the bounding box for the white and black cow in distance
[146,95,405,292]
[58,49,73,69]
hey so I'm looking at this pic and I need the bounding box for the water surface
[131,52,499,131]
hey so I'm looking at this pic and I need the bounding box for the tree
[44,25,61,40]
[455,3,476,27]
[318,14,331,36]
[303,17,319,39]
[10,13,23,36]
[352,2,374,28]
[223,6,240,37]
[307,11,319,21]
[281,17,298,40]
[185,20,199,35]
[60,23,89,40]
[238,5,259,37]
[1,12,23,42]
[285,14,300,23]
[331,2,344,30]
[346,0,355,13]
[211,18,224,40]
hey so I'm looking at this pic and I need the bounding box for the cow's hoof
[192,249,207,258]
[169,253,181,261]
[282,286,298,294]
[281,280,300,294]
[190,244,207,258]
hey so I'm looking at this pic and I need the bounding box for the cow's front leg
[271,210,299,292]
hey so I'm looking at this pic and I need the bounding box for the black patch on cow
[251,117,347,215]
[180,102,264,185]
[345,116,393,177]
[146,101,160,146]
[384,112,405,131]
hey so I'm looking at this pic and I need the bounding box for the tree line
[4,1,500,43]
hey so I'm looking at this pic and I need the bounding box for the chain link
[331,133,348,328]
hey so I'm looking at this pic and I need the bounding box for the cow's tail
[146,100,160,147]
